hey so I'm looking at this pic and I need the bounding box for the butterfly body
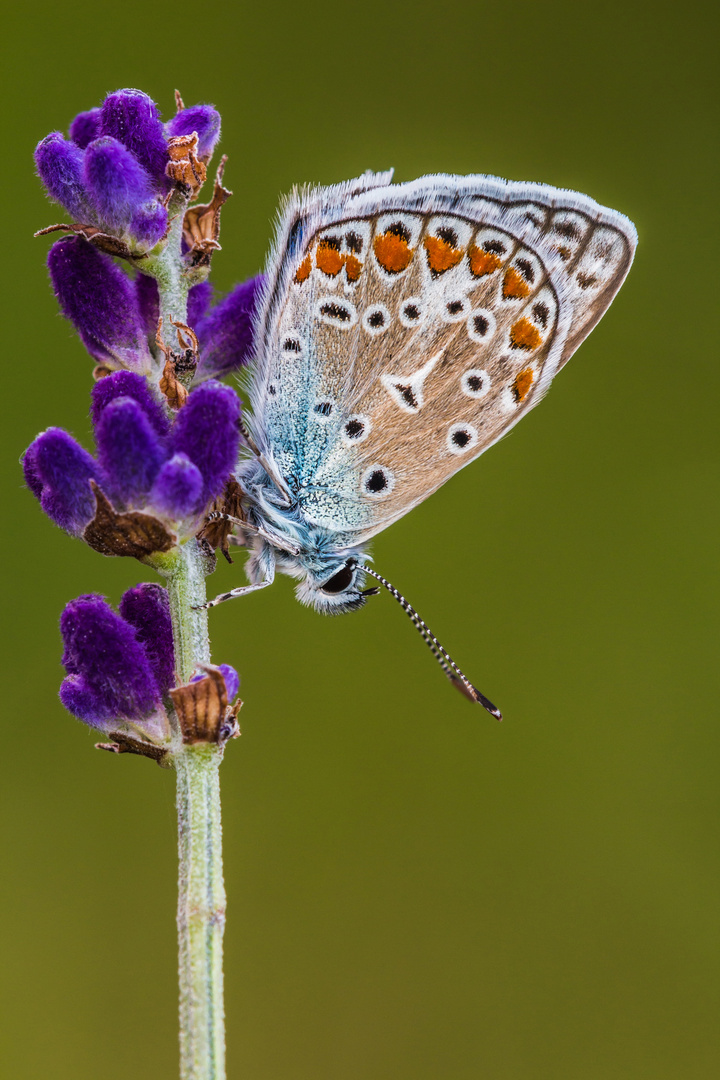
[216,170,636,624]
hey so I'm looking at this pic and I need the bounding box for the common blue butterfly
[203,171,637,715]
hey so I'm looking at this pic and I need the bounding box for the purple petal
[69,108,101,149]
[190,663,239,701]
[195,275,264,381]
[91,370,170,440]
[135,273,159,339]
[166,104,221,160]
[100,89,169,188]
[188,281,213,328]
[23,428,101,535]
[94,398,166,506]
[60,593,161,728]
[119,583,175,696]
[34,133,91,221]
[217,664,240,701]
[150,453,205,518]
[170,381,240,506]
[128,200,168,249]
[48,237,152,371]
[84,136,156,231]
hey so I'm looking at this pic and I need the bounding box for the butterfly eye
[321,563,355,594]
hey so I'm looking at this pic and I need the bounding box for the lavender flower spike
[118,583,175,697]
[194,275,264,382]
[99,89,169,187]
[59,593,168,735]
[22,428,102,536]
[166,104,222,162]
[34,133,91,222]
[170,380,241,507]
[48,237,153,373]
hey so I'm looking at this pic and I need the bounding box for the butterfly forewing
[250,174,636,543]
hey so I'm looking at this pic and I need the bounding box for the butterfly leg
[203,576,274,609]
[202,545,276,609]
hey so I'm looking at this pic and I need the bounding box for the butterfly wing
[247,173,636,544]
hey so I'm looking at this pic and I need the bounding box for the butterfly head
[292,555,379,614]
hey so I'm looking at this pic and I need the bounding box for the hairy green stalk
[148,188,228,1078]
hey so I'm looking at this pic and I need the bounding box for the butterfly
[203,170,637,716]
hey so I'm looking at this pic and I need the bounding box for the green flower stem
[144,189,192,339]
[175,743,227,1080]
[154,542,227,1080]
[154,541,212,685]
[146,184,228,1078]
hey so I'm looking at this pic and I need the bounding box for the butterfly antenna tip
[358,564,502,720]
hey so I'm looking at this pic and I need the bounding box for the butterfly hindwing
[248,174,636,544]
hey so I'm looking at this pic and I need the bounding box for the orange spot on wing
[345,254,363,281]
[424,235,464,273]
[502,267,531,299]
[510,317,543,351]
[512,368,534,403]
[373,231,414,272]
[556,245,571,261]
[468,245,502,277]
[316,242,345,276]
[294,255,312,283]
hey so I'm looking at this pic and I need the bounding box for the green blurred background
[2,1,718,1077]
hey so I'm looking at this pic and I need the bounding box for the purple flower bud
[128,200,168,248]
[166,104,222,161]
[217,664,240,701]
[23,428,101,535]
[170,381,240,507]
[150,453,205,518]
[188,281,213,328]
[34,133,91,221]
[91,370,170,440]
[48,237,152,371]
[69,108,101,149]
[59,593,163,730]
[118,583,175,697]
[135,272,159,339]
[100,90,169,188]
[195,275,264,381]
[94,397,166,506]
[83,136,156,232]
[92,399,165,507]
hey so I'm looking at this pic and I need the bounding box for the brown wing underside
[265,196,634,539]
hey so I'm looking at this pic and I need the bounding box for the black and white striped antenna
[358,563,502,720]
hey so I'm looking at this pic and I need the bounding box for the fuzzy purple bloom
[118,583,175,697]
[187,281,214,328]
[150,454,205,518]
[48,237,152,372]
[59,593,164,731]
[94,397,166,505]
[195,275,263,381]
[217,664,240,701]
[128,200,168,248]
[23,428,102,535]
[83,136,156,232]
[170,381,240,505]
[91,370,170,440]
[166,104,221,161]
[91,370,169,440]
[99,90,169,187]
[35,133,91,221]
[69,109,101,149]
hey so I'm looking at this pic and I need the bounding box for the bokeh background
[2,1,718,1077]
